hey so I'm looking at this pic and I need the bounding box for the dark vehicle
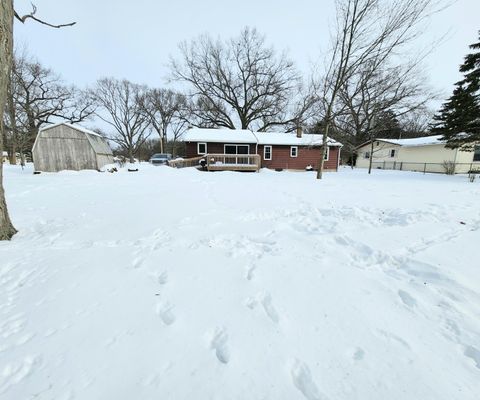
[149,153,172,165]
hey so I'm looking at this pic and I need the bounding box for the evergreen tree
[432,32,480,149]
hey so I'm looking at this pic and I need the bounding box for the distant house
[356,135,480,174]
[32,123,114,172]
[183,128,342,171]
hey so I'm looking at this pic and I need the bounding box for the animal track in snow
[398,290,417,308]
[210,328,230,364]
[156,303,176,326]
[291,360,328,400]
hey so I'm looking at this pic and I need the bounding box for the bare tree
[0,1,75,240]
[171,27,312,131]
[91,78,151,163]
[315,0,446,179]
[139,88,186,153]
[4,52,94,165]
[334,60,435,166]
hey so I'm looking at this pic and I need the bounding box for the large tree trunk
[0,0,17,240]
[316,122,331,179]
[9,144,16,164]
[128,147,134,164]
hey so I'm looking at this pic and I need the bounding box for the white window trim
[224,144,250,155]
[364,151,370,159]
[324,146,330,161]
[264,145,272,160]
[390,149,396,158]
[290,146,298,158]
[197,142,207,155]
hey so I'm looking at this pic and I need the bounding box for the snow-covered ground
[1,164,479,400]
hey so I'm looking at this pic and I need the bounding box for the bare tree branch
[14,3,75,28]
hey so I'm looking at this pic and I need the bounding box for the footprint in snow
[210,328,230,364]
[157,271,168,285]
[464,346,480,369]
[245,264,256,281]
[261,292,280,323]
[353,347,365,361]
[398,290,417,308]
[291,360,328,400]
[156,302,176,326]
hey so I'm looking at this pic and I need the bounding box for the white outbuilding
[32,123,114,172]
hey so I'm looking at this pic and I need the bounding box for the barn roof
[40,122,102,137]
[183,128,342,147]
[35,122,113,156]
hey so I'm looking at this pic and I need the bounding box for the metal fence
[369,161,480,174]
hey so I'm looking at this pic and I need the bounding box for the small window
[376,141,379,146]
[197,142,207,154]
[290,146,298,158]
[474,146,480,162]
[364,151,370,159]
[390,149,396,158]
[324,147,329,161]
[264,145,272,160]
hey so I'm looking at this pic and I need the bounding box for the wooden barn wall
[33,125,98,172]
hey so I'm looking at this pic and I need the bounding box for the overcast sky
[13,0,480,104]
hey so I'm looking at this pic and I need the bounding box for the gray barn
[32,123,114,172]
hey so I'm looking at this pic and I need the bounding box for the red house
[183,128,342,171]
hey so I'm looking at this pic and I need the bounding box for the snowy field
[1,164,480,400]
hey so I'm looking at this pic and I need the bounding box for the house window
[474,146,480,162]
[324,147,329,161]
[224,144,249,155]
[364,151,370,159]
[390,149,396,158]
[290,146,298,158]
[197,142,207,154]
[264,145,272,160]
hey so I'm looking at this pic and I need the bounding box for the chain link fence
[369,161,480,174]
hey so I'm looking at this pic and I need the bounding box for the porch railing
[206,154,261,171]
[168,156,205,168]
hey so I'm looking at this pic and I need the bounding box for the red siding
[185,142,339,171]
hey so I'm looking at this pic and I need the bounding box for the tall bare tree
[139,88,186,153]
[315,0,446,179]
[334,60,435,164]
[4,52,94,164]
[171,27,312,131]
[91,78,151,163]
[0,1,75,240]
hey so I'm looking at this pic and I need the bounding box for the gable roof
[357,135,445,149]
[183,128,342,147]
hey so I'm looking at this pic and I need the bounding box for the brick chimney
[296,126,303,138]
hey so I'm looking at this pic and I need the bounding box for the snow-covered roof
[183,128,342,147]
[184,128,256,144]
[40,122,102,138]
[376,135,445,147]
[255,132,341,146]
